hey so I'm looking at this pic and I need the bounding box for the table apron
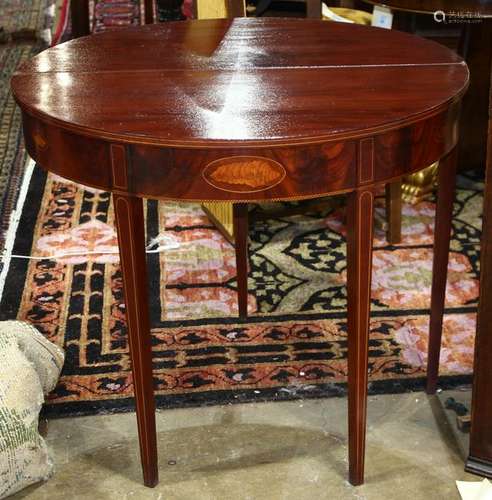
[21,103,460,201]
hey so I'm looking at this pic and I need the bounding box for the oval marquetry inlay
[202,156,286,193]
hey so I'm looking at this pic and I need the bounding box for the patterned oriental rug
[0,166,483,418]
[0,0,53,37]
[0,0,54,257]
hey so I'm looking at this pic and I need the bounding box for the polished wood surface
[465,59,492,480]
[362,0,492,16]
[13,19,466,149]
[12,19,468,487]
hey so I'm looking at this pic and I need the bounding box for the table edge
[12,83,469,149]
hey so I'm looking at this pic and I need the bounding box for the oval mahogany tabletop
[12,18,468,148]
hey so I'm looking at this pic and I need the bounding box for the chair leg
[70,0,90,38]
[346,188,375,486]
[233,203,249,319]
[385,181,402,245]
[254,0,272,16]
[144,0,154,23]
[426,148,458,394]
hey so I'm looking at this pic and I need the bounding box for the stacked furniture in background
[465,52,492,481]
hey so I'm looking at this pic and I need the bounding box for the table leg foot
[426,148,458,395]
[233,203,249,319]
[113,194,159,487]
[346,188,374,486]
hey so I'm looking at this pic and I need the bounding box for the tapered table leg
[346,188,375,486]
[426,148,458,394]
[113,194,158,487]
[385,181,402,245]
[233,203,249,319]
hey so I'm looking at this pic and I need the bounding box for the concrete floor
[12,392,479,500]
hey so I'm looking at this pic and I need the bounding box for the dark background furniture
[465,57,492,481]
[361,0,492,176]
[357,0,491,394]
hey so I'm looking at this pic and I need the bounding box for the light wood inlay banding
[111,144,129,190]
[358,138,375,184]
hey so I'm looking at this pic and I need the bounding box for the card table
[11,18,469,487]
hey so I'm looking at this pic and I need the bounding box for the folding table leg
[346,188,375,486]
[114,193,158,487]
[426,148,458,394]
